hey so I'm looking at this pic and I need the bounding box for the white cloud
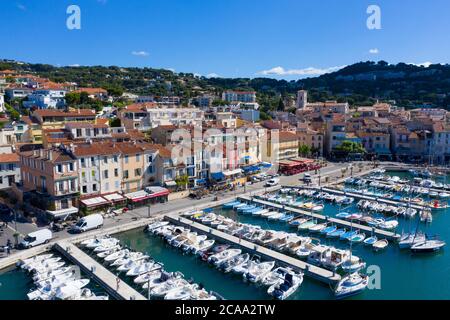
[131,51,149,57]
[17,3,26,10]
[257,65,347,77]
[206,73,220,78]
[409,61,433,68]
[69,64,81,67]
[369,48,379,54]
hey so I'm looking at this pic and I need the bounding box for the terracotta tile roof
[0,153,19,163]
[65,122,109,129]
[277,131,300,142]
[73,144,120,157]
[34,109,96,117]
[72,88,108,95]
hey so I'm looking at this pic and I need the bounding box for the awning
[103,193,126,202]
[145,186,170,198]
[211,172,225,181]
[125,190,151,202]
[223,169,243,176]
[80,197,110,208]
[259,162,273,168]
[47,207,79,219]
[242,156,252,160]
[242,166,259,173]
[196,179,207,184]
[165,181,177,187]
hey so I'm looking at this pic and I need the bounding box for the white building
[0,152,20,190]
[22,89,67,109]
[0,91,5,113]
[222,91,256,103]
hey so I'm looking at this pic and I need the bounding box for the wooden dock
[239,196,400,240]
[54,242,146,300]
[165,215,342,285]
[313,186,426,211]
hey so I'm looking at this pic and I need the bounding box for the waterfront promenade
[165,215,342,284]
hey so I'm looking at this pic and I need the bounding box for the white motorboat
[398,233,426,249]
[267,272,303,300]
[243,261,275,283]
[341,256,366,273]
[411,239,446,253]
[334,273,368,299]
[97,245,121,258]
[24,257,62,272]
[191,239,215,254]
[20,254,54,269]
[30,262,65,275]
[53,279,91,300]
[231,259,255,275]
[110,253,148,267]
[147,221,170,232]
[260,267,293,287]
[150,278,188,298]
[93,243,121,253]
[126,261,162,277]
[32,266,73,282]
[321,248,352,270]
[135,270,162,285]
[218,253,250,273]
[164,284,198,300]
[117,259,146,272]
[75,288,109,300]
[84,237,118,249]
[142,272,184,290]
[104,249,130,263]
[35,272,75,289]
[28,275,77,300]
[30,279,89,300]
[208,249,242,266]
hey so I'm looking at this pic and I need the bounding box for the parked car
[265,178,280,187]
[19,229,53,249]
[303,174,312,184]
[70,214,104,233]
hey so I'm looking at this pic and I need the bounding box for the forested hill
[1,59,450,109]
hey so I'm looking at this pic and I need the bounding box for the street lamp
[147,203,151,218]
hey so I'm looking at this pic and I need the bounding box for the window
[93,184,97,192]
[103,157,108,164]
[92,170,96,177]
[58,182,64,192]
[148,155,152,163]
[76,129,82,137]
[105,182,110,191]
[113,155,118,163]
[124,155,129,164]
[114,168,119,177]
[57,164,63,173]
[69,163,74,171]
[135,168,142,177]
[91,157,95,165]
[103,170,109,179]
[136,154,141,162]
[70,180,76,191]
[82,186,87,193]
[123,170,129,179]
[115,181,120,189]
[80,158,85,168]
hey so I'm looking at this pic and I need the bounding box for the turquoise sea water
[1,170,450,300]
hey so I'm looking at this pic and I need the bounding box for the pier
[165,215,342,285]
[309,186,427,211]
[239,195,401,240]
[54,242,146,300]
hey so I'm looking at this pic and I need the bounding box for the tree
[175,175,189,190]
[335,141,366,154]
[298,145,312,157]
[277,98,285,111]
[110,118,121,127]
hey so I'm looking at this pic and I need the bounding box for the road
[0,161,373,259]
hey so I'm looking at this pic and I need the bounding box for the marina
[1,169,450,300]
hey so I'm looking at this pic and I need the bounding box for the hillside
[1,59,450,110]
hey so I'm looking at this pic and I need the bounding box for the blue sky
[1,0,449,79]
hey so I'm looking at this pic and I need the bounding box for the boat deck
[164,215,342,285]
[239,195,400,240]
[54,242,146,300]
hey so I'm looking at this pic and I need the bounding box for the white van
[265,178,280,187]
[72,214,104,233]
[20,229,53,249]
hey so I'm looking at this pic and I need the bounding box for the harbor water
[1,170,450,300]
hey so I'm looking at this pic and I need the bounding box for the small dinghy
[327,228,346,238]
[349,233,366,243]
[363,236,378,246]
[208,249,242,266]
[373,239,389,251]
